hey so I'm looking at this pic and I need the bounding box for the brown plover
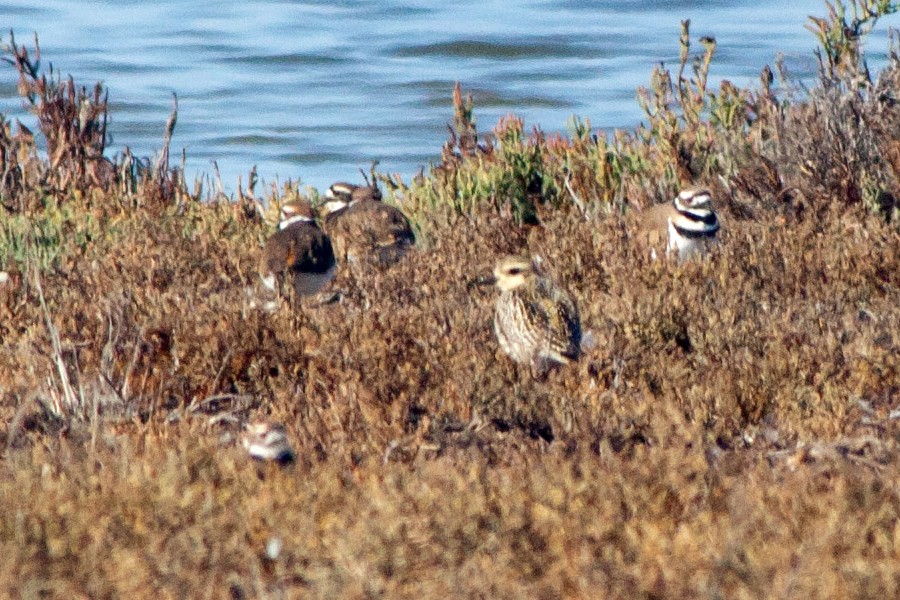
[322,182,415,266]
[261,200,337,300]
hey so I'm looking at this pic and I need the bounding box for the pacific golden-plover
[490,255,581,377]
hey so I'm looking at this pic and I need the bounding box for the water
[0,1,895,193]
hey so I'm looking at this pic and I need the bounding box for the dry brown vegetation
[1,6,900,598]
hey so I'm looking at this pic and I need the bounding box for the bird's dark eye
[508,268,522,275]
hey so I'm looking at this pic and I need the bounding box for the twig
[156,92,178,183]
[121,327,144,404]
[212,160,225,197]
[188,393,253,413]
[33,266,79,417]
[209,350,232,397]
[563,174,589,221]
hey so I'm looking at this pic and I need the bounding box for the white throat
[673,194,713,219]
[670,212,715,232]
[324,200,349,214]
[279,214,314,230]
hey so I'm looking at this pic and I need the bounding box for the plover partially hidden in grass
[259,200,336,309]
[638,188,720,260]
[325,181,382,207]
[242,422,295,465]
[489,255,581,378]
[322,182,415,266]
[0,270,18,308]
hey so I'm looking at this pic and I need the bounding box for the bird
[637,188,720,260]
[260,199,337,302]
[321,182,415,266]
[0,270,15,311]
[325,181,382,205]
[242,422,295,464]
[489,255,581,377]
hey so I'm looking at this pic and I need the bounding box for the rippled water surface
[0,1,894,191]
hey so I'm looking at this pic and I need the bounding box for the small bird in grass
[242,422,295,465]
[322,182,415,266]
[0,271,12,303]
[489,255,581,378]
[637,188,720,260]
[324,181,382,210]
[260,200,337,305]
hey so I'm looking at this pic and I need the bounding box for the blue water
[0,1,895,192]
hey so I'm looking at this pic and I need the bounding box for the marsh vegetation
[0,3,899,597]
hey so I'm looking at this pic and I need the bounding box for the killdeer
[322,182,415,265]
[490,255,581,377]
[242,422,295,464]
[326,181,382,205]
[637,189,720,260]
[261,200,337,300]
